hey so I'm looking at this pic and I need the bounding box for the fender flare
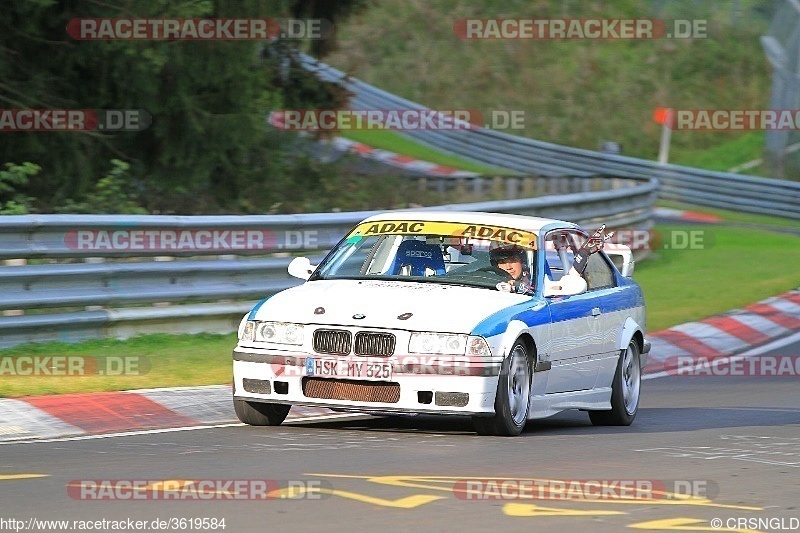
[497,319,549,371]
[617,317,643,351]
[617,316,647,365]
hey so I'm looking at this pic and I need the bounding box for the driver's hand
[495,281,513,292]
[581,224,614,254]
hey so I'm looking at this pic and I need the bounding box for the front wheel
[234,398,290,426]
[589,339,641,426]
[472,340,531,436]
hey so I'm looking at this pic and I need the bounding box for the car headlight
[258,322,304,344]
[409,333,491,357]
[239,320,256,341]
[246,321,305,345]
[238,314,252,341]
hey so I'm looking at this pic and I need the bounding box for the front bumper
[232,349,502,416]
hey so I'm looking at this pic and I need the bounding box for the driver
[489,245,532,294]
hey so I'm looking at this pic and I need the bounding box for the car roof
[359,210,578,234]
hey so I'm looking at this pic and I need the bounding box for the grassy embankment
[327,0,774,175]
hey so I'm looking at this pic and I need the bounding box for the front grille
[302,378,400,403]
[354,332,396,356]
[313,329,351,355]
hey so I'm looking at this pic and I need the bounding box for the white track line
[0,414,368,445]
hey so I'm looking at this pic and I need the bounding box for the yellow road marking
[305,474,762,511]
[324,489,444,508]
[66,479,441,507]
[504,503,625,517]
[269,486,444,508]
[0,474,48,481]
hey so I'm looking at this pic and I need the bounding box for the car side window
[545,229,615,290]
[583,252,616,290]
[543,230,576,281]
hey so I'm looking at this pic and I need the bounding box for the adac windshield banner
[347,220,538,249]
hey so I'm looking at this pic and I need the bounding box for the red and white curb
[269,111,479,178]
[644,289,800,375]
[327,136,480,177]
[1,289,797,443]
[0,385,338,443]
[653,207,723,223]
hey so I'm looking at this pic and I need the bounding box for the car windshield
[311,219,538,291]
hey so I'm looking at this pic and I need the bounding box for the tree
[0,0,366,213]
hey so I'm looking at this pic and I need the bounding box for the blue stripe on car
[597,284,645,313]
[471,284,644,338]
[472,297,552,337]
[248,297,272,320]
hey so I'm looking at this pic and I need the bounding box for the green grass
[2,221,797,397]
[0,333,236,398]
[656,199,800,229]
[636,224,800,331]
[669,132,765,173]
[326,0,773,172]
[341,129,511,175]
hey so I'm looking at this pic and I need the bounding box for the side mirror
[604,243,634,278]
[543,275,587,298]
[288,256,315,280]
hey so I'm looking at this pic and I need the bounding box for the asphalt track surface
[1,334,798,533]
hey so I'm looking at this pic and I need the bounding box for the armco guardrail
[0,175,656,348]
[0,176,653,262]
[299,54,800,219]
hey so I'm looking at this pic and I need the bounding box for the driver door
[541,230,603,393]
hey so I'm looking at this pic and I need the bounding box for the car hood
[253,279,529,334]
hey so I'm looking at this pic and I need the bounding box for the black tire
[233,398,290,426]
[589,339,641,426]
[472,340,532,436]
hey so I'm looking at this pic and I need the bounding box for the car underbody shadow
[281,406,800,436]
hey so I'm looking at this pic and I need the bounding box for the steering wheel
[477,266,512,279]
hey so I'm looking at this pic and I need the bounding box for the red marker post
[653,107,673,164]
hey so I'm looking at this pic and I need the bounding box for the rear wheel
[589,339,641,426]
[233,399,290,426]
[472,340,531,436]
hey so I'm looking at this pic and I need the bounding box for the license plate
[305,358,392,381]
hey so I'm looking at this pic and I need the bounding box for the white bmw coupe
[233,211,649,436]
